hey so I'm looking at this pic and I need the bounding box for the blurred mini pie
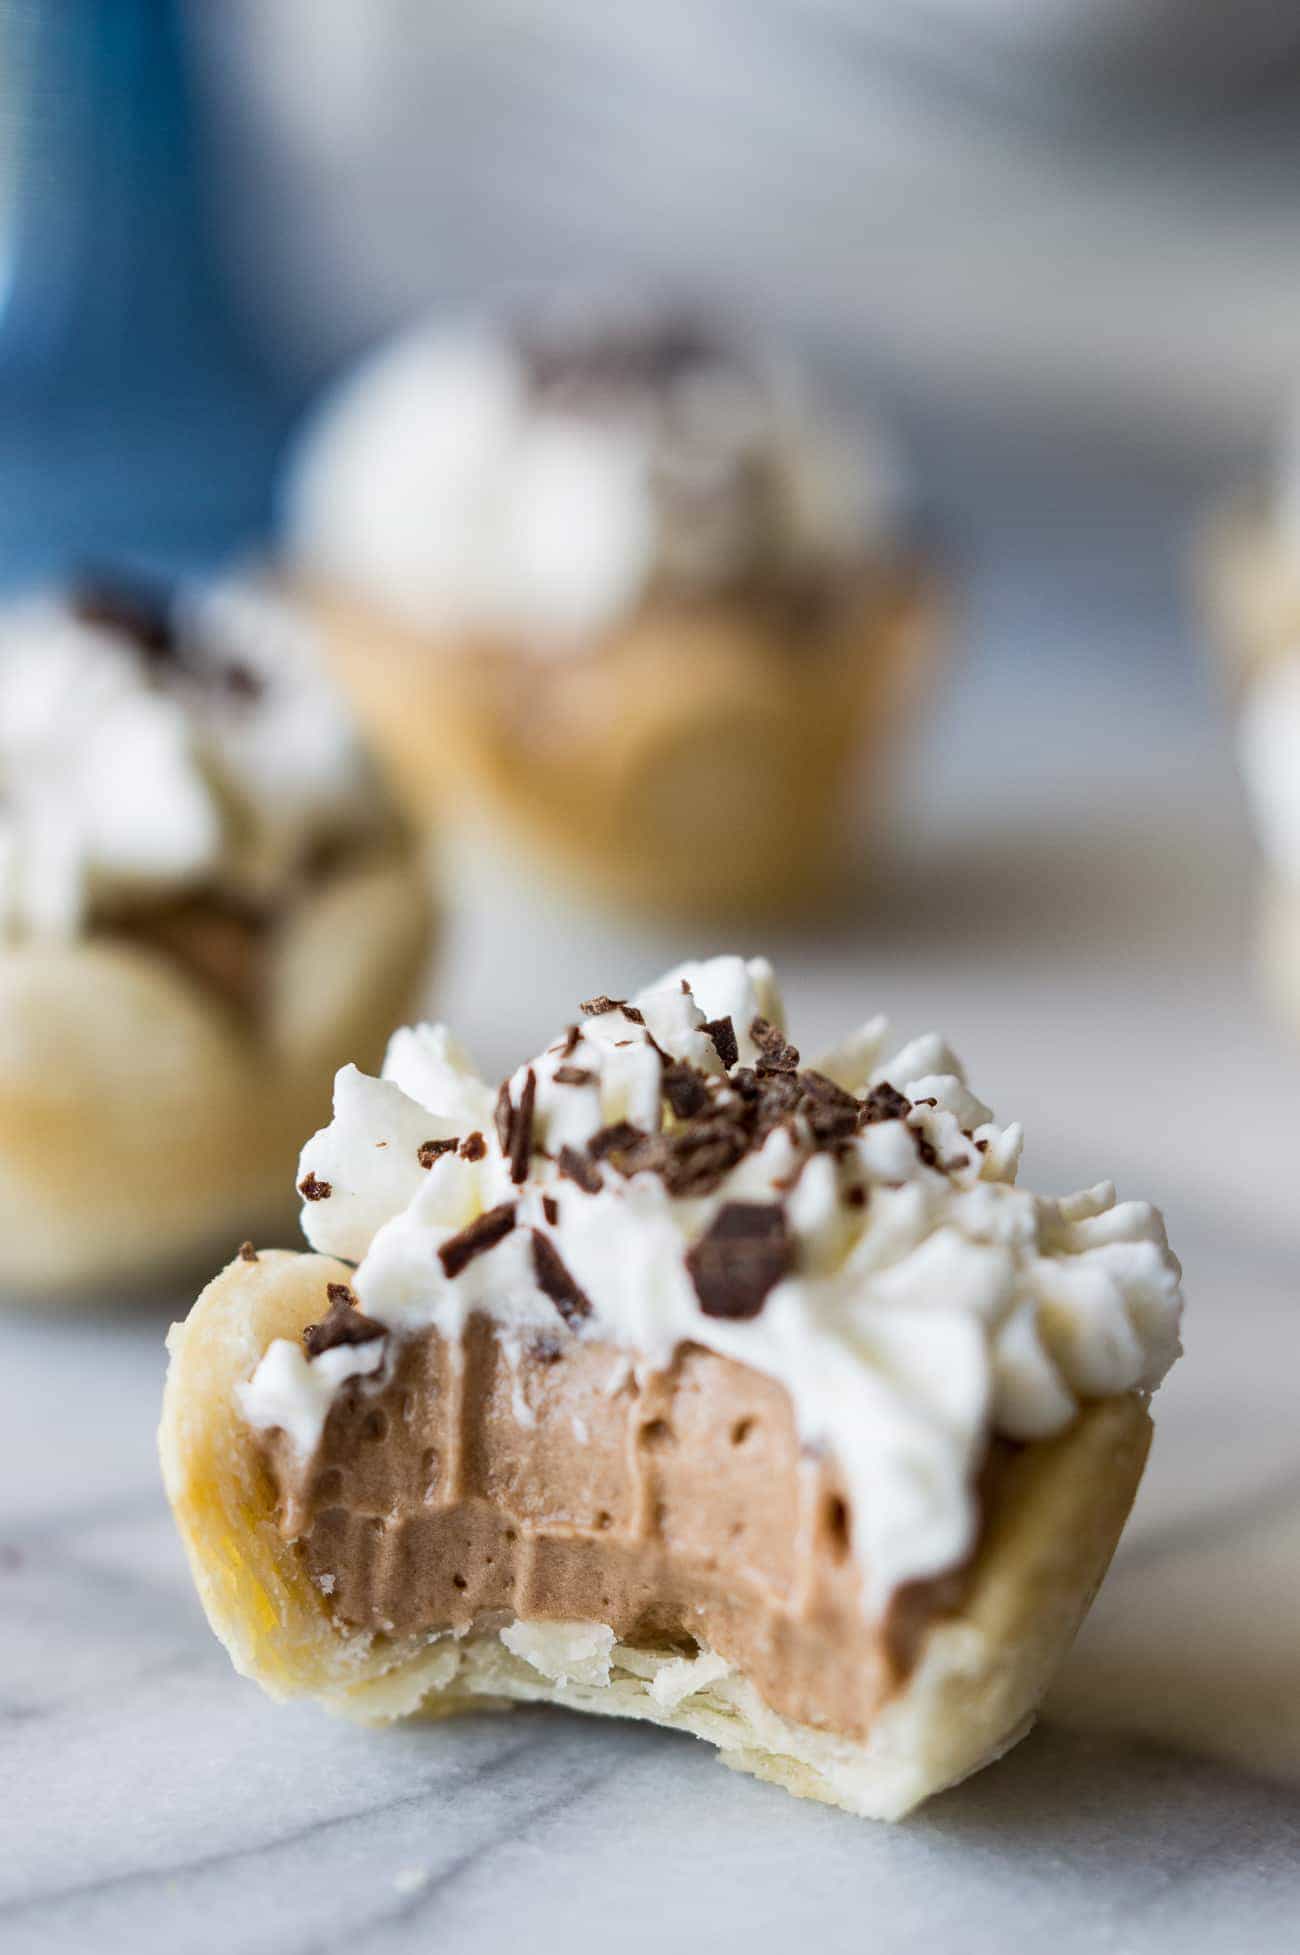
[1198,417,1300,1026]
[1235,655,1300,1032]
[1199,403,1300,682]
[0,573,434,1296]
[162,954,1181,1818]
[285,306,943,916]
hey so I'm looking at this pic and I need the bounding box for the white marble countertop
[4,452,1300,1951]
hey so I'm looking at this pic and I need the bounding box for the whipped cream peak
[0,574,387,939]
[288,306,906,646]
[245,954,1182,1614]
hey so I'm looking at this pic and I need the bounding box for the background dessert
[286,305,942,917]
[163,955,1181,1818]
[0,573,435,1296]
[1199,411,1300,1032]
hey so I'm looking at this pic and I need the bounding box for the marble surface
[4,456,1300,1951]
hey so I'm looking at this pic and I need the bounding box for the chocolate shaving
[298,1172,332,1202]
[662,1062,710,1120]
[580,995,621,1018]
[619,1003,646,1025]
[238,1240,259,1262]
[542,1194,560,1226]
[494,1081,513,1154]
[559,1024,582,1057]
[799,1069,861,1145]
[553,1065,594,1087]
[702,1016,739,1070]
[438,1203,517,1279]
[302,1283,386,1357]
[418,1138,459,1169]
[222,660,264,702]
[559,1145,602,1193]
[72,570,176,660]
[531,1230,592,1328]
[750,1016,800,1075]
[587,1121,644,1162]
[685,1202,793,1320]
[511,1069,536,1183]
[459,1132,487,1162]
[495,1071,537,1184]
[860,1082,912,1127]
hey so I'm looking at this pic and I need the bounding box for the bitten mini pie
[286,305,942,916]
[162,956,1181,1819]
[0,574,434,1296]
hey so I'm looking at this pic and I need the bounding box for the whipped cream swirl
[288,305,904,647]
[0,576,386,939]
[241,955,1183,1614]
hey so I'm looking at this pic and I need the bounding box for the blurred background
[3,2,1300,1943]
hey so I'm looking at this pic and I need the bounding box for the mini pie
[285,305,944,917]
[162,955,1182,1819]
[0,574,434,1296]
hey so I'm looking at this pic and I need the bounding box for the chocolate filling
[258,1321,986,1743]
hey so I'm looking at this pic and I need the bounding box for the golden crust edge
[160,1250,1151,1819]
[0,851,433,1297]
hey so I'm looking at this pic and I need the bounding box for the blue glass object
[0,0,288,588]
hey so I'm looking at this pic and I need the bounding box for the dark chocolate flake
[553,1065,594,1087]
[587,1121,644,1162]
[702,1015,739,1071]
[558,1145,602,1193]
[531,1229,592,1328]
[460,1132,487,1162]
[662,1062,710,1120]
[438,1202,517,1279]
[860,1082,912,1127]
[686,1202,793,1320]
[542,1194,560,1226]
[238,1240,259,1262]
[580,995,622,1018]
[494,1072,537,1183]
[511,1069,537,1183]
[223,661,265,702]
[494,1081,514,1154]
[298,1172,332,1202]
[418,1138,459,1169]
[303,1283,386,1358]
[72,569,176,660]
[750,1016,800,1075]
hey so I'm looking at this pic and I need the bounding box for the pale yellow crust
[303,568,946,919]
[161,1250,1152,1820]
[0,854,434,1299]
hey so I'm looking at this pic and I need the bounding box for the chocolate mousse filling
[257,1319,1003,1743]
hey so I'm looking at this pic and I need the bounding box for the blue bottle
[0,0,287,588]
